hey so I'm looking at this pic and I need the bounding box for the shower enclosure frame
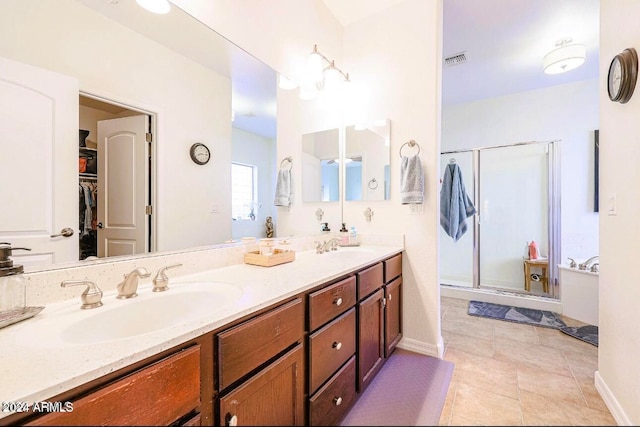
[441,140,561,299]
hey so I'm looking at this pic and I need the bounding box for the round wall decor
[608,47,638,103]
[189,142,211,165]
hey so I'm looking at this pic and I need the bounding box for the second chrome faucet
[116,267,151,299]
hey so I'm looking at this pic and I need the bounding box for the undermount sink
[15,281,243,347]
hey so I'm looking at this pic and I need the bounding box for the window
[232,162,257,220]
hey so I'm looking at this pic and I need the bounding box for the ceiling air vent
[444,51,468,67]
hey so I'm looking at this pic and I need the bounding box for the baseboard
[397,337,442,358]
[595,370,632,425]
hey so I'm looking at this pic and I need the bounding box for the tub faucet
[117,267,151,299]
[578,256,599,271]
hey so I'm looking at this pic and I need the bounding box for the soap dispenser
[0,243,31,326]
[339,223,349,246]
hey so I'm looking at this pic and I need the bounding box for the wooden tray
[244,249,295,267]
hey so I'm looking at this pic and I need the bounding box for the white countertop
[0,244,403,419]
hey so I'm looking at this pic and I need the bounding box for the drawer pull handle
[334,297,343,306]
[332,341,342,350]
[333,396,343,406]
[227,414,238,426]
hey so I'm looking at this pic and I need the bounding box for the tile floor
[438,296,616,426]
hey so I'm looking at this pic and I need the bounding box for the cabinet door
[357,288,384,392]
[219,344,304,426]
[385,276,402,357]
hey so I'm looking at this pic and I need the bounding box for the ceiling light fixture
[543,38,586,75]
[135,0,171,15]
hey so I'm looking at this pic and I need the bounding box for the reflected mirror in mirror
[0,0,277,272]
[301,128,340,202]
[345,120,391,201]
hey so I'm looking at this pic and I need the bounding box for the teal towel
[440,163,476,241]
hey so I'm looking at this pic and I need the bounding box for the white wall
[231,128,275,239]
[341,0,442,354]
[442,80,600,265]
[0,0,233,252]
[598,1,640,424]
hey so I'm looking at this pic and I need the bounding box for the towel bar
[280,156,293,170]
[399,140,420,157]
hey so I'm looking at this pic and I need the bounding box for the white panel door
[0,56,79,270]
[97,115,148,258]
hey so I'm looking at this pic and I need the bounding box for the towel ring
[399,140,420,158]
[280,156,293,170]
[368,178,378,190]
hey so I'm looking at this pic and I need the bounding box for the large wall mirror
[0,0,277,272]
[301,128,340,202]
[345,120,391,201]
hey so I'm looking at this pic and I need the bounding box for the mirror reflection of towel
[274,169,294,206]
[440,163,476,241]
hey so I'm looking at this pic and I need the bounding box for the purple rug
[340,348,454,426]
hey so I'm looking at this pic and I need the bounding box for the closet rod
[441,139,560,155]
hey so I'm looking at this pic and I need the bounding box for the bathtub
[558,264,599,326]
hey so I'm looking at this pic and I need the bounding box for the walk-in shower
[439,140,561,302]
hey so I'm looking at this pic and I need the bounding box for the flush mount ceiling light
[136,0,171,14]
[543,38,586,75]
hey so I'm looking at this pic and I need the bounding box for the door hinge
[146,205,153,215]
[146,132,152,143]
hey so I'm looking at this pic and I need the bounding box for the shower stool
[523,258,549,293]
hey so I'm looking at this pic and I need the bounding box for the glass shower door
[478,143,550,295]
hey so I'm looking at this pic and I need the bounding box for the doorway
[439,141,561,299]
[79,94,154,260]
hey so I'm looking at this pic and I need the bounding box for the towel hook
[280,156,293,170]
[399,140,420,158]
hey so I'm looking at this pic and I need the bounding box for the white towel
[274,169,294,206]
[400,155,424,204]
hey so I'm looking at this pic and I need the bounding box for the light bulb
[278,74,298,90]
[307,50,324,84]
[135,0,171,14]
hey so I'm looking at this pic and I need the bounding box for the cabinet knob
[226,414,238,426]
[333,396,343,406]
[332,341,342,350]
[388,294,392,301]
[333,297,343,306]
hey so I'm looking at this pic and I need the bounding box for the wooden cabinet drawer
[218,298,304,391]
[308,276,356,331]
[357,262,383,300]
[27,345,201,426]
[308,355,357,427]
[384,253,402,283]
[308,308,356,394]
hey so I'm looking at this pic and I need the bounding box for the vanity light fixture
[302,44,351,99]
[278,74,298,90]
[543,38,586,75]
[135,0,171,15]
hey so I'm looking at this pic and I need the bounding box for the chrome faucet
[578,256,599,271]
[313,238,340,254]
[61,280,103,309]
[152,263,182,292]
[117,267,151,299]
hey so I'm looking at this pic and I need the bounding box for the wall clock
[608,47,638,103]
[189,143,211,165]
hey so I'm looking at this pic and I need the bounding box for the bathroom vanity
[0,241,403,426]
